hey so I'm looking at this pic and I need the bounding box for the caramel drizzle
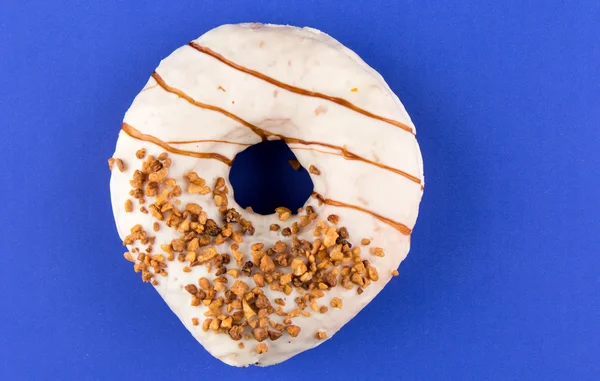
[121,123,232,166]
[167,138,251,146]
[188,42,415,135]
[312,192,412,235]
[151,72,268,140]
[151,72,422,186]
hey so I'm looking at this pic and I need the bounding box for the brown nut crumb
[124,199,133,212]
[238,343,244,349]
[107,158,115,170]
[308,165,321,175]
[361,238,371,245]
[202,319,212,332]
[330,297,343,309]
[315,331,327,340]
[123,252,135,262]
[256,343,268,354]
[273,241,287,253]
[367,266,379,281]
[152,222,159,232]
[327,214,340,224]
[198,277,210,290]
[135,148,146,159]
[371,247,385,257]
[252,325,269,342]
[281,227,292,237]
[286,325,301,337]
[392,269,399,277]
[184,284,198,295]
[269,330,282,341]
[229,325,244,341]
[231,280,249,297]
[288,159,301,170]
[260,255,275,273]
[270,224,280,231]
[253,273,265,287]
[114,158,125,172]
[182,266,191,273]
[191,317,199,326]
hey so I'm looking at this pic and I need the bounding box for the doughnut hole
[229,140,314,215]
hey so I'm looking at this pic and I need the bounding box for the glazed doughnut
[109,23,424,366]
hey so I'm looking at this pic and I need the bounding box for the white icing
[110,23,424,366]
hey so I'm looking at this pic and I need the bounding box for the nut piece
[315,331,327,340]
[327,214,340,224]
[252,325,269,342]
[256,343,269,354]
[330,297,343,309]
[270,224,280,231]
[191,318,199,326]
[275,207,292,222]
[309,165,321,175]
[392,269,399,277]
[260,255,275,273]
[135,148,146,159]
[361,238,371,245]
[231,280,249,297]
[115,158,125,172]
[124,199,133,212]
[229,325,244,341]
[291,258,308,276]
[286,325,301,337]
[371,247,385,257]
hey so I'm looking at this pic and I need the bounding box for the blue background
[1,1,599,380]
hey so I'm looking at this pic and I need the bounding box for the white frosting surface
[110,23,424,366]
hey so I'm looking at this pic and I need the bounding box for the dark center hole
[229,140,314,215]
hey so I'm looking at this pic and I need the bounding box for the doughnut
[109,23,424,366]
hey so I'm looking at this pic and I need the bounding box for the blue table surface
[1,1,599,380]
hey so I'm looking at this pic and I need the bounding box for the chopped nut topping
[308,165,321,175]
[114,158,125,172]
[252,325,269,342]
[260,255,275,273]
[231,280,249,297]
[276,207,292,222]
[135,148,146,159]
[256,343,268,354]
[371,247,385,257]
[119,150,385,348]
[315,331,327,340]
[229,325,244,340]
[123,252,135,262]
[361,238,371,245]
[184,284,198,295]
[253,273,265,287]
[330,297,343,309]
[288,159,301,170]
[286,325,301,337]
[327,214,340,224]
[392,269,399,277]
[124,199,133,212]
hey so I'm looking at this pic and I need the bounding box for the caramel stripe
[121,123,232,166]
[188,42,415,135]
[151,72,268,140]
[312,192,412,235]
[285,137,421,184]
[167,138,252,146]
[151,73,422,185]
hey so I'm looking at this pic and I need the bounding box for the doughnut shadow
[228,140,314,215]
